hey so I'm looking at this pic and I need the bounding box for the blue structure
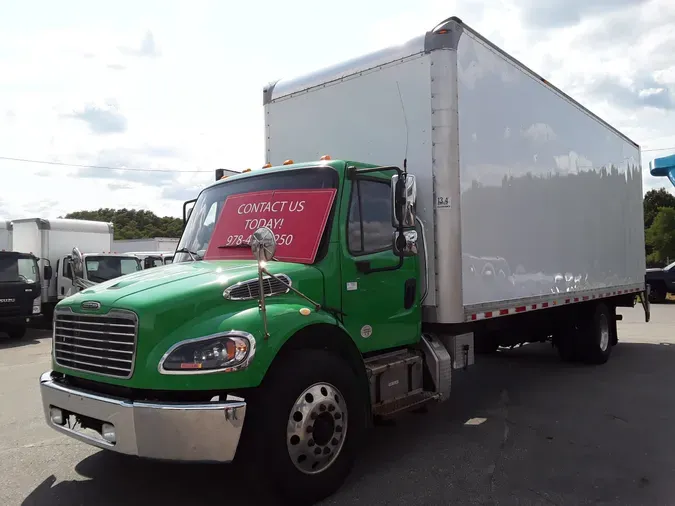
[650,154,675,188]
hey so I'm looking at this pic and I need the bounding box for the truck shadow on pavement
[0,335,42,350]
[22,341,675,506]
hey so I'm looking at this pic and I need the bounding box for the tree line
[644,188,675,267]
[64,208,183,240]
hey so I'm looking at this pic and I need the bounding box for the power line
[642,146,675,153]
[0,156,211,174]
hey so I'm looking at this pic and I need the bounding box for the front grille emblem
[81,301,101,310]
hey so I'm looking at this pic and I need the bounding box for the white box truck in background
[112,237,179,253]
[112,237,179,268]
[11,218,142,317]
[263,15,648,356]
[0,221,11,251]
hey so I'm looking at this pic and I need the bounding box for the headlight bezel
[158,330,257,375]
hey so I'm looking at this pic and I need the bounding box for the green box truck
[39,17,649,504]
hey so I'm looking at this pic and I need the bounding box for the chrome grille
[53,309,137,379]
[0,305,20,317]
[223,274,291,301]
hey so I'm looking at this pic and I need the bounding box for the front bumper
[0,314,41,326]
[39,370,246,462]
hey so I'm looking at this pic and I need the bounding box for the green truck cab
[40,160,427,504]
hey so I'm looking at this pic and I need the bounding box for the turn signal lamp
[283,159,294,165]
[320,155,331,160]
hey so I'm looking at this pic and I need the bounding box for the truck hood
[646,268,665,274]
[60,259,321,310]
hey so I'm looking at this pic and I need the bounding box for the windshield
[0,255,39,284]
[175,167,338,263]
[665,261,675,272]
[85,256,142,283]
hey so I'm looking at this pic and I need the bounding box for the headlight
[159,332,256,374]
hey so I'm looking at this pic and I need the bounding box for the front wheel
[245,349,367,505]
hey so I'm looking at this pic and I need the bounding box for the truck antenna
[396,81,409,173]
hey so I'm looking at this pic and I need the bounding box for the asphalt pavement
[1,303,673,505]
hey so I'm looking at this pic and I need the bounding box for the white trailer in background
[11,218,142,316]
[0,221,11,251]
[112,237,179,253]
[263,15,648,355]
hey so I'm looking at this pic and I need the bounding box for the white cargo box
[263,16,646,324]
[0,221,11,251]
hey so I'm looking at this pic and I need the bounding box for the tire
[578,303,614,365]
[244,349,367,505]
[647,282,667,303]
[7,325,26,340]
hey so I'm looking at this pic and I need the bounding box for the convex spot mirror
[393,229,418,257]
[251,227,276,263]
[71,247,84,276]
[391,174,417,228]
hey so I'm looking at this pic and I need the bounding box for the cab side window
[347,179,392,255]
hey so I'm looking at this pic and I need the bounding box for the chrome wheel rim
[286,382,347,475]
[599,313,610,352]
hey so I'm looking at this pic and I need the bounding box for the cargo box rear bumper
[39,370,246,463]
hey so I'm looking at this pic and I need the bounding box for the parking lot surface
[1,304,673,505]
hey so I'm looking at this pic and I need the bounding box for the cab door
[339,175,421,353]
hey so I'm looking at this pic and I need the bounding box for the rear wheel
[578,303,614,365]
[244,349,367,505]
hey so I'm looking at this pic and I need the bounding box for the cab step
[373,391,440,418]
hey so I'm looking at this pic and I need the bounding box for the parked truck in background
[0,221,11,251]
[0,251,49,339]
[38,17,649,505]
[645,261,675,302]
[651,153,675,188]
[12,218,142,319]
[112,237,179,268]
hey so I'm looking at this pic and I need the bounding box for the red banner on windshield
[204,189,337,264]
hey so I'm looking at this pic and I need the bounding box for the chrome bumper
[39,370,246,462]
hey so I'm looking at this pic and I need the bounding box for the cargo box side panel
[266,54,437,306]
[456,31,645,310]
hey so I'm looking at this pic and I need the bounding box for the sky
[1,0,675,220]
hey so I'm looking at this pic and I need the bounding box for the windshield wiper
[217,243,251,249]
[175,247,202,261]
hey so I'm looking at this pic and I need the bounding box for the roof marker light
[282,159,294,165]
[320,155,331,160]
[262,163,272,168]
[242,168,252,173]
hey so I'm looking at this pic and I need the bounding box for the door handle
[355,260,371,274]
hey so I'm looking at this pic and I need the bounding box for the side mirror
[71,247,84,277]
[183,198,197,227]
[391,174,417,228]
[44,265,53,281]
[650,154,675,188]
[393,229,419,257]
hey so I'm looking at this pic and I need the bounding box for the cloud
[591,77,675,111]
[72,147,183,186]
[519,0,650,28]
[161,185,203,202]
[63,102,127,134]
[118,31,159,58]
[107,63,126,71]
[107,182,133,191]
